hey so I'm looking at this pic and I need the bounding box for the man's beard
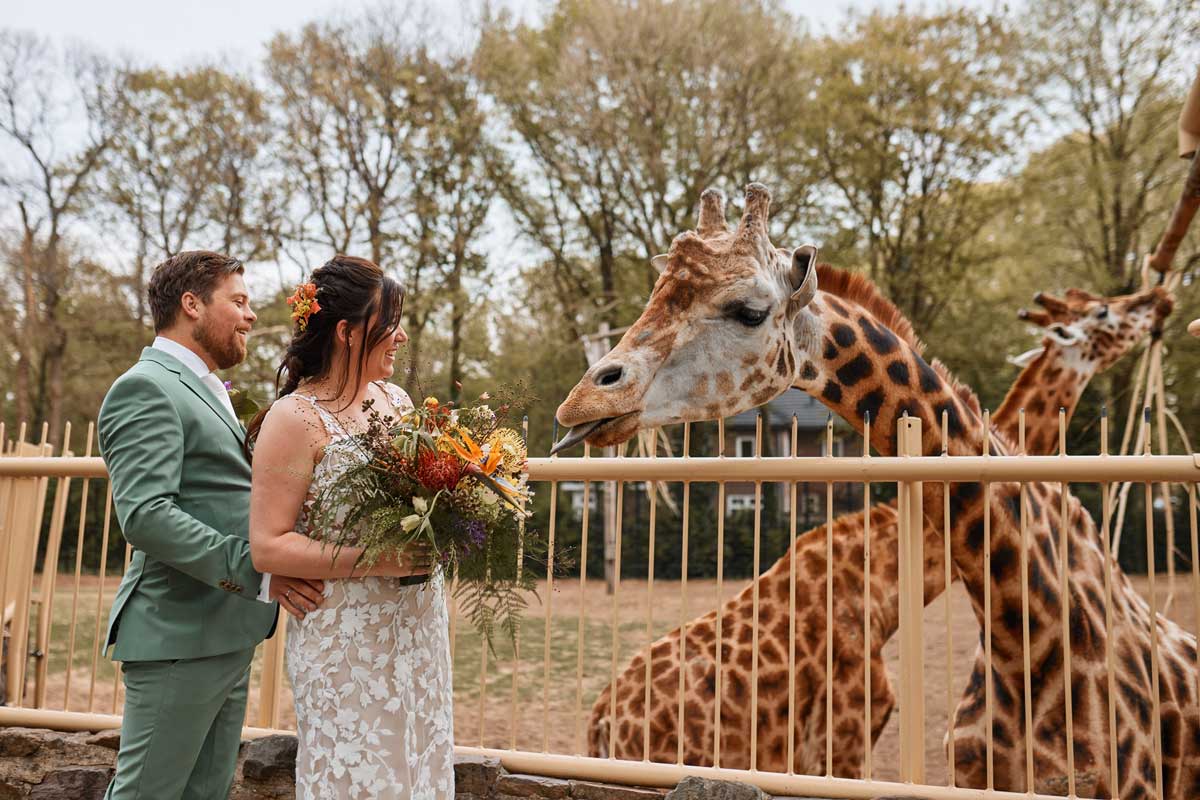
[195,318,246,370]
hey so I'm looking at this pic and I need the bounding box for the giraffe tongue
[549,418,610,455]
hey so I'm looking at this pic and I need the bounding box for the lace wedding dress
[285,383,455,799]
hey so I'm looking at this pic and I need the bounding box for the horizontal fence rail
[2,420,1199,800]
[3,454,1199,483]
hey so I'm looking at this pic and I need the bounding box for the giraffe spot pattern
[832,323,856,348]
[858,316,899,355]
[836,354,873,387]
[886,360,910,386]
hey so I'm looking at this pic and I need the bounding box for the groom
[99,250,325,799]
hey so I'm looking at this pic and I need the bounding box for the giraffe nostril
[594,364,625,388]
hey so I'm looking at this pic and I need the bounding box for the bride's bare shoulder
[257,395,327,452]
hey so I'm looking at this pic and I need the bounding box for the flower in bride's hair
[286,282,321,330]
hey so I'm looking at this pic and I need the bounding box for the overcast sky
[7,0,949,67]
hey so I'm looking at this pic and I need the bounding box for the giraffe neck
[868,340,1103,643]
[995,344,1094,455]
[792,289,1093,642]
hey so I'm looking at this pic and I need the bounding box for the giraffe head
[553,184,819,451]
[1012,284,1174,374]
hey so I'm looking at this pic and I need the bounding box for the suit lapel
[140,348,244,443]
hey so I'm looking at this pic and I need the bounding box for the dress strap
[375,381,414,415]
[290,393,347,438]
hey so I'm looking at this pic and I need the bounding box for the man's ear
[180,291,203,322]
[789,244,819,307]
[651,254,669,274]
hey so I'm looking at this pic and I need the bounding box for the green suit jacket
[98,347,277,661]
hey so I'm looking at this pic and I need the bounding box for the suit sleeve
[98,373,264,598]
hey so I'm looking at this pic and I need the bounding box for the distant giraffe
[584,258,1172,777]
[555,183,1198,797]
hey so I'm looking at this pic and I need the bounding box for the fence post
[896,416,925,783]
[257,608,287,729]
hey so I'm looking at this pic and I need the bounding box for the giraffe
[554,184,1199,797]
[582,273,1173,779]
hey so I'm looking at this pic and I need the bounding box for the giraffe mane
[814,264,1002,445]
[815,265,924,355]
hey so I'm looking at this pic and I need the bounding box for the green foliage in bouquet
[307,387,545,652]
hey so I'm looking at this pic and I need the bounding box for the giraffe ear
[651,254,669,274]
[789,244,818,307]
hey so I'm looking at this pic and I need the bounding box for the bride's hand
[389,542,434,577]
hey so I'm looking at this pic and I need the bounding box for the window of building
[726,494,757,513]
[735,435,756,458]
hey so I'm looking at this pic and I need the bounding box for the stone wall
[0,727,868,799]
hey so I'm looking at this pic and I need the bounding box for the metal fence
[1,415,1198,800]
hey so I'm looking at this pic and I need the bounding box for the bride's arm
[249,396,430,579]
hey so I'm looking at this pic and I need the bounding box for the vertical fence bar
[643,430,658,762]
[479,580,489,746]
[982,410,995,790]
[1143,411,1164,799]
[257,617,287,728]
[1190,481,1200,663]
[788,415,799,775]
[824,416,834,777]
[63,423,95,711]
[34,422,73,708]
[573,442,591,756]
[863,413,873,781]
[715,417,727,769]
[607,443,626,760]
[750,415,763,772]
[8,423,48,706]
[87,485,113,712]
[1152,345,1177,611]
[896,415,925,784]
[941,410,954,786]
[0,423,19,701]
[543,433,559,755]
[1018,411,1035,790]
[1057,410,1076,798]
[1100,410,1119,793]
[675,423,691,766]
[510,419,529,751]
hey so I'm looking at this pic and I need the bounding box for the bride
[247,254,454,799]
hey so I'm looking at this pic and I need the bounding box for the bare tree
[97,64,275,325]
[1021,0,1200,289]
[266,11,497,393]
[0,30,123,436]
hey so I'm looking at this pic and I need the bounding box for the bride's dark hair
[244,254,405,456]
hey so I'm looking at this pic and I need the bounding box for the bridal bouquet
[309,389,540,651]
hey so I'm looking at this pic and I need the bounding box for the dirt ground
[27,571,1200,786]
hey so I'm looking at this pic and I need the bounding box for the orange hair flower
[287,282,321,330]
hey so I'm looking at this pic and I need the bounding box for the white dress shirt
[151,336,273,603]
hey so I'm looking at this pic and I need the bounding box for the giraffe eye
[728,305,769,327]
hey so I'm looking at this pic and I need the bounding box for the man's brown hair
[147,250,245,332]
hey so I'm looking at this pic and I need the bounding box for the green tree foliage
[802,8,1028,331]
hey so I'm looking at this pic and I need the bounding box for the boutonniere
[224,381,262,426]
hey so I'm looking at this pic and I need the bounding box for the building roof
[727,388,842,431]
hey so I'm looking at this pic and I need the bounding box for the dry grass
[20,570,1200,786]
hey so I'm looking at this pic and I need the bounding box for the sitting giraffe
[555,183,1198,797]
[583,256,1173,778]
